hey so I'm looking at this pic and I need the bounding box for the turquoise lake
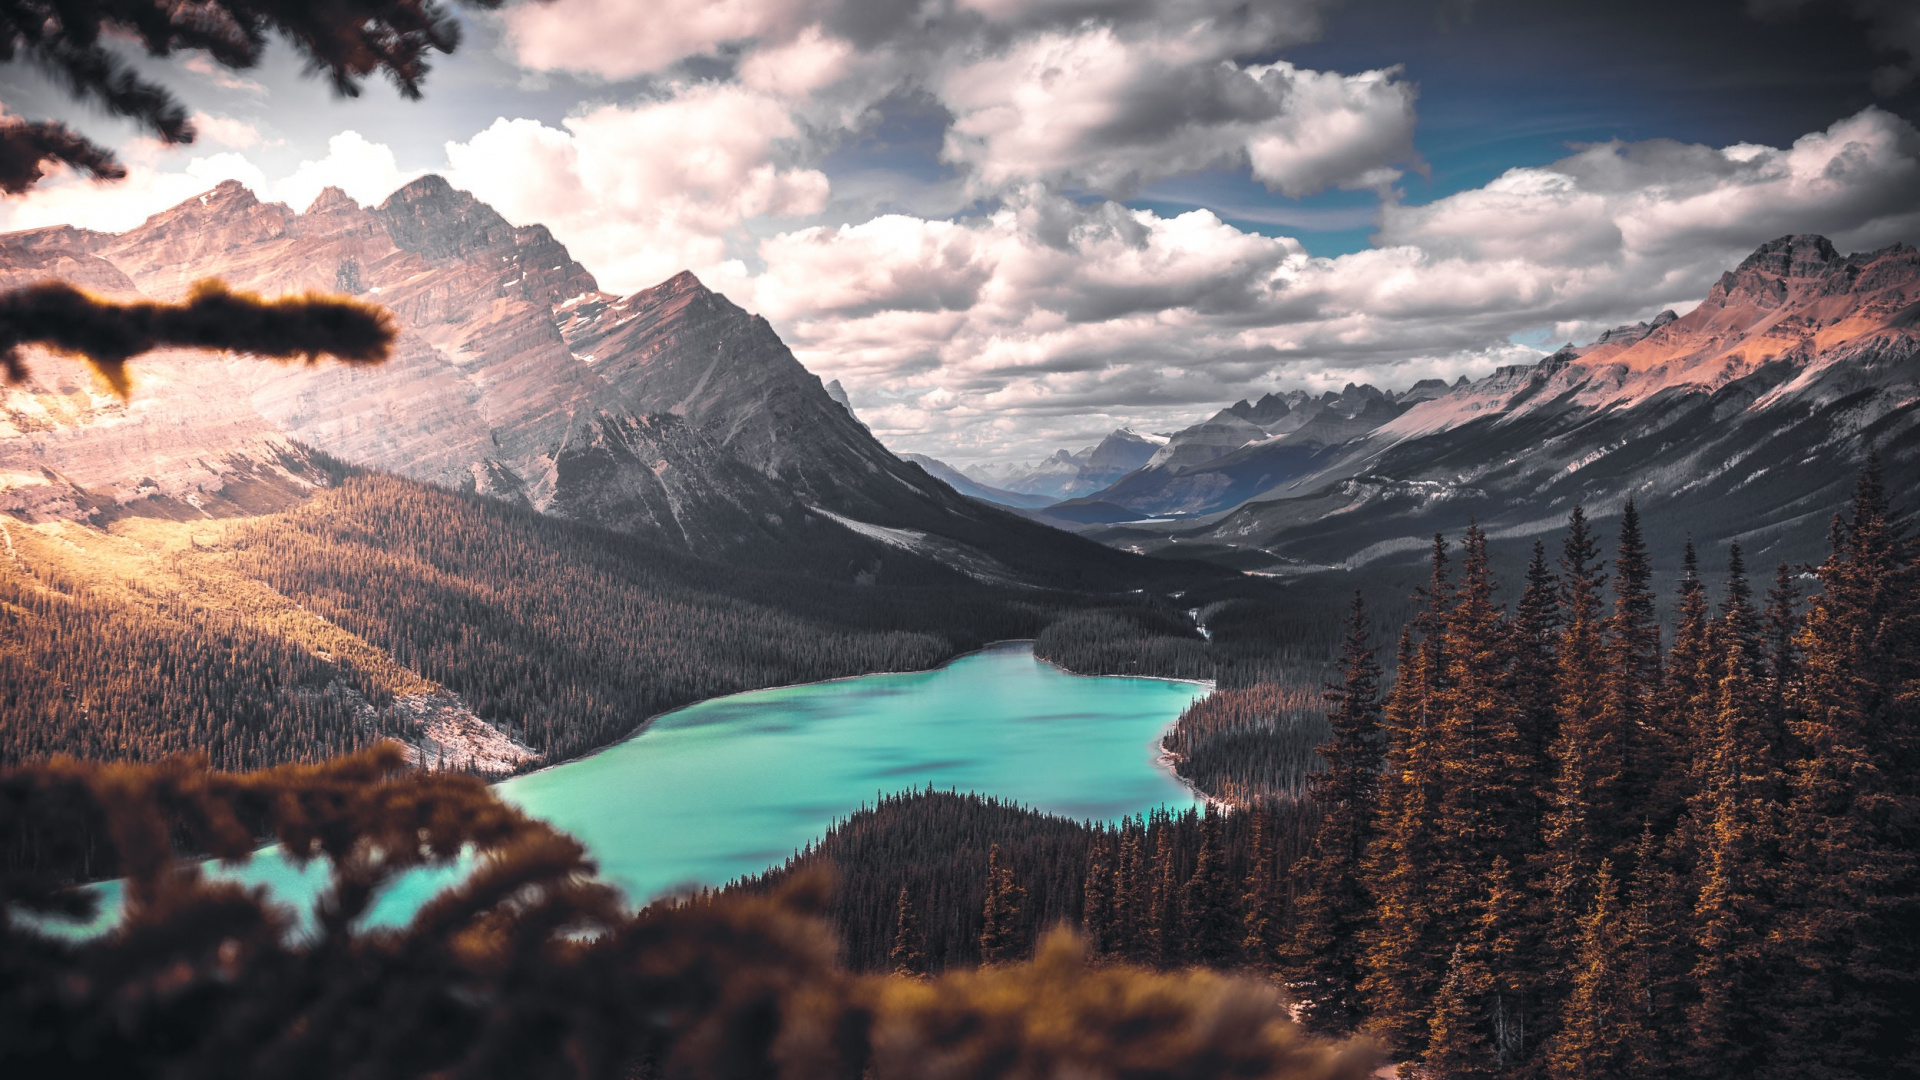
[490,641,1206,902]
[64,642,1206,927]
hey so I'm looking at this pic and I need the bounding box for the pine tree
[1541,507,1618,963]
[1685,647,1786,1080]
[1286,593,1385,1031]
[1508,538,1562,848]
[1620,825,1694,1080]
[1115,817,1151,964]
[979,844,1027,965]
[1762,560,1800,721]
[890,885,927,976]
[1424,857,1539,1078]
[1545,861,1647,1080]
[1603,499,1663,870]
[1658,539,1714,817]
[1427,943,1498,1080]
[1081,836,1116,956]
[1148,824,1181,966]
[1361,538,1453,1054]
[1772,455,1920,1079]
[1241,805,1286,972]
[1715,543,1762,675]
[1181,808,1239,967]
[1433,525,1526,931]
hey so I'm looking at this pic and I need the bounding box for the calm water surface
[65,643,1205,927]
[493,641,1205,902]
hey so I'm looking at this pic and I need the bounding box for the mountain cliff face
[1103,235,1920,569]
[1,177,1163,585]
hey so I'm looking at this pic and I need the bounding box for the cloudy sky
[3,0,1919,466]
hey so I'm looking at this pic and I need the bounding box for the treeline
[1031,574,1426,690]
[1273,459,1919,1079]
[1031,607,1212,681]
[0,561,411,771]
[1161,684,1328,803]
[782,459,1917,1079]
[741,789,1322,975]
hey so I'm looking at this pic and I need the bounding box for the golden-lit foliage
[0,280,395,395]
[0,746,1373,1080]
[0,518,422,770]
[869,930,1375,1080]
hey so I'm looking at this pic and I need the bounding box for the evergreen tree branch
[0,117,125,193]
[0,279,396,395]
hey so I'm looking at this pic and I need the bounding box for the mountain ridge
[1089,233,1920,570]
[0,177,1201,592]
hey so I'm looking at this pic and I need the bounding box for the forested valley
[3,454,1386,775]
[740,459,1919,1080]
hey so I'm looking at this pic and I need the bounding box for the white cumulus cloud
[443,84,831,291]
[726,108,1920,463]
[271,132,423,212]
[937,28,1417,197]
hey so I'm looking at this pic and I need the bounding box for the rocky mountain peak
[1395,378,1454,405]
[1591,308,1680,348]
[656,269,707,296]
[373,174,517,261]
[1707,234,1849,310]
[1742,234,1842,278]
[136,178,277,235]
[2,177,1010,558]
[1227,392,1293,425]
[305,186,360,216]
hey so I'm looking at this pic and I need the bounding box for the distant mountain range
[929,379,1455,522]
[958,428,1168,501]
[1080,235,1920,571]
[0,178,1204,593]
[912,234,1917,577]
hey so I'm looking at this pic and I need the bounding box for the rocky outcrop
[396,692,539,775]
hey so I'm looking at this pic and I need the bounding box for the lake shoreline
[502,638,1049,783]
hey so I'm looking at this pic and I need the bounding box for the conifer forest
[735,459,1920,1080]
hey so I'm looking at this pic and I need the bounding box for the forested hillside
[0,472,1064,770]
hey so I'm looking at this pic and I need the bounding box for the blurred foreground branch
[0,279,396,395]
[0,744,1373,1080]
[0,119,124,194]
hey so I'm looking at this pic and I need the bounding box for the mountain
[1092,235,1920,570]
[964,428,1166,501]
[899,454,1059,509]
[0,178,1194,592]
[1046,383,1413,520]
